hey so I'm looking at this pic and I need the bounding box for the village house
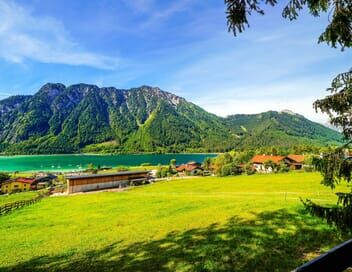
[251,155,286,173]
[34,174,57,189]
[176,161,203,176]
[1,178,36,194]
[251,154,305,173]
[286,154,305,170]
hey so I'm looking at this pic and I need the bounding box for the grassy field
[0,172,350,271]
[0,191,40,206]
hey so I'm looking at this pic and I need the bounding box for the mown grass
[0,172,350,272]
[0,191,39,206]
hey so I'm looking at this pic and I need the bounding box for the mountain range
[0,83,343,154]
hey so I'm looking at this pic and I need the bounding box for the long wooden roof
[66,170,150,180]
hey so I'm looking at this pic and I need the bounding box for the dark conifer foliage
[225,0,352,49]
[314,71,352,138]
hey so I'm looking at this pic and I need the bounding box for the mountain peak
[38,83,66,99]
[280,109,298,116]
[128,86,184,106]
[67,83,100,93]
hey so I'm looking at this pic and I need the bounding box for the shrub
[156,165,168,178]
[245,165,256,175]
[161,168,168,178]
[278,162,290,173]
[303,165,314,172]
[202,157,212,170]
[221,163,243,177]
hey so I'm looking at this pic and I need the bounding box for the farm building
[66,171,150,194]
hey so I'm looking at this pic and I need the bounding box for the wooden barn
[66,171,150,194]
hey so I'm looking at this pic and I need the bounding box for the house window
[14,185,19,188]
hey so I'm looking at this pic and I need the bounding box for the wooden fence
[0,192,48,216]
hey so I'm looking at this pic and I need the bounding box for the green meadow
[0,191,39,206]
[0,172,350,271]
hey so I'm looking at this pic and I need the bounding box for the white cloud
[0,1,119,69]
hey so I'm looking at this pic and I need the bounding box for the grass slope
[0,172,350,271]
[0,191,39,206]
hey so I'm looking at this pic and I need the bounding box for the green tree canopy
[0,172,10,183]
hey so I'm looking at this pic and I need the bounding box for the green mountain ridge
[226,111,343,149]
[0,83,343,154]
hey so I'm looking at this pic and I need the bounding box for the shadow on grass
[3,209,345,272]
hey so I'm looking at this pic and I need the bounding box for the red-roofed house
[1,178,36,194]
[251,154,305,173]
[176,162,203,176]
[251,155,286,173]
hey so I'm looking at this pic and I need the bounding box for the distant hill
[226,110,343,149]
[0,83,343,154]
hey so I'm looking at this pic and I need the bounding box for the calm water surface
[0,154,216,172]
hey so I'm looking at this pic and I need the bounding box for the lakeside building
[66,171,150,194]
[1,178,36,194]
[176,162,203,176]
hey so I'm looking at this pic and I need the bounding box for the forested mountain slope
[0,84,343,154]
[226,110,343,149]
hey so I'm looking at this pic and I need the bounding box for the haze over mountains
[0,83,343,154]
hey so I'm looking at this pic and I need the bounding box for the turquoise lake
[0,154,216,172]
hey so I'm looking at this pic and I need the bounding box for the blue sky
[0,0,350,123]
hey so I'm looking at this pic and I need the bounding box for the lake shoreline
[0,153,217,172]
[0,152,219,158]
